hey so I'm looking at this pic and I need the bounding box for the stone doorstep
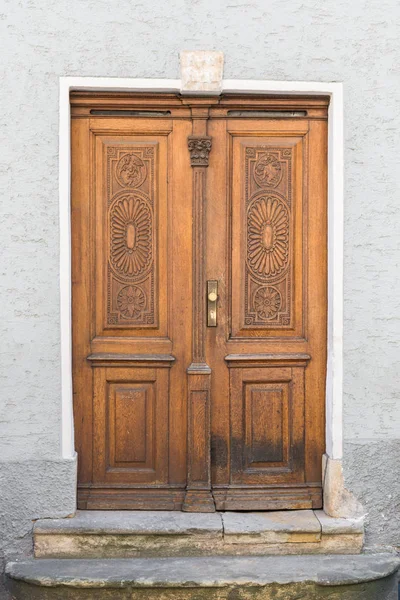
[6,554,400,600]
[33,510,364,558]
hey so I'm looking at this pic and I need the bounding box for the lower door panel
[211,356,322,511]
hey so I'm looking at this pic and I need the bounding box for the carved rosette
[117,285,146,320]
[109,192,153,280]
[254,286,282,320]
[116,153,147,188]
[247,194,289,278]
[254,152,283,188]
[106,145,157,327]
[188,136,212,167]
[244,146,292,327]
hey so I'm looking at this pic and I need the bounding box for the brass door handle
[207,280,218,327]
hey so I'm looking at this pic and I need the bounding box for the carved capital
[188,136,212,167]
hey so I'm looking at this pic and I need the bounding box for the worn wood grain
[71,94,327,510]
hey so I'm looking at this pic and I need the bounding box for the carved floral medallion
[254,153,282,188]
[116,153,147,188]
[247,194,289,278]
[117,285,146,319]
[254,286,282,320]
[110,193,152,280]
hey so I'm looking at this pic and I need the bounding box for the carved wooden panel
[245,147,292,328]
[93,367,169,484]
[244,383,289,467]
[106,145,157,328]
[230,136,306,339]
[230,366,305,485]
[111,383,154,467]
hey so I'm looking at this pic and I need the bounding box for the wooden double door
[72,93,328,511]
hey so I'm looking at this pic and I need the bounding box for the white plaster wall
[0,0,399,562]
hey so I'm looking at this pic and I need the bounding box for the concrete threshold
[6,554,400,600]
[34,509,364,558]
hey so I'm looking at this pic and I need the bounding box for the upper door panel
[229,122,308,340]
[94,131,169,338]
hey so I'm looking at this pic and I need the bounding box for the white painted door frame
[59,77,344,472]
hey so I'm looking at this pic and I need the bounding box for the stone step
[33,510,364,558]
[6,554,400,599]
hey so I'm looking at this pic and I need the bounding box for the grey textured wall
[0,0,399,584]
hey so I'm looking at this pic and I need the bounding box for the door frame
[60,76,344,502]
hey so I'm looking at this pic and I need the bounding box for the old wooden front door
[72,93,327,511]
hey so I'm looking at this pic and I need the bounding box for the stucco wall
[0,0,399,583]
